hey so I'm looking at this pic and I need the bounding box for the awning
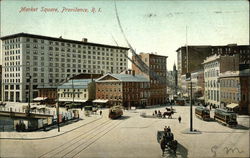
[197,97,204,100]
[183,93,188,97]
[92,99,109,103]
[59,98,87,103]
[33,97,47,101]
[226,103,239,109]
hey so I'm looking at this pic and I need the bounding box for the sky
[0,0,249,70]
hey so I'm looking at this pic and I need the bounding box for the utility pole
[28,75,32,115]
[72,78,75,105]
[190,81,193,131]
[56,83,60,132]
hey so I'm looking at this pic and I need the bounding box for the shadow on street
[163,142,188,158]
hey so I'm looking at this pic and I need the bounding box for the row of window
[221,92,240,101]
[4,50,21,55]
[60,93,86,98]
[206,90,220,102]
[205,80,219,88]
[4,38,20,44]
[204,69,219,78]
[220,79,239,88]
[204,61,219,69]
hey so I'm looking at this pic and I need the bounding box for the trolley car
[109,105,123,119]
[195,106,210,120]
[214,108,237,126]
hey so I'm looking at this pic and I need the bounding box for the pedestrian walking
[100,110,102,116]
[178,116,181,123]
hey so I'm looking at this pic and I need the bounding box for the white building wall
[204,60,220,107]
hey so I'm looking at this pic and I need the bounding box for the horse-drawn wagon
[157,129,178,156]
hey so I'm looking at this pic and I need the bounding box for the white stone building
[0,33,129,102]
[203,54,239,108]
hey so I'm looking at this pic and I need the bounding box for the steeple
[173,62,176,71]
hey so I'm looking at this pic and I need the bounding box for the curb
[0,116,102,140]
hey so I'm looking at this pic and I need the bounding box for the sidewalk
[0,112,102,140]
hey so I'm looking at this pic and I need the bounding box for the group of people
[153,110,162,117]
[16,122,26,132]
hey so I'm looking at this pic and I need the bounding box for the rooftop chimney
[132,70,135,76]
[82,38,88,42]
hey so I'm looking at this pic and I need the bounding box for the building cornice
[0,33,130,50]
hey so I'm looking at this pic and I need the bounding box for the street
[0,105,249,158]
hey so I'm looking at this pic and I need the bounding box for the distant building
[0,33,129,102]
[190,70,204,99]
[203,54,239,108]
[176,44,250,90]
[36,85,57,105]
[167,63,178,95]
[219,69,250,115]
[132,53,167,105]
[95,71,150,109]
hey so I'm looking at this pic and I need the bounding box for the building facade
[203,54,239,108]
[57,79,95,104]
[0,33,129,102]
[219,69,250,115]
[176,44,249,91]
[167,64,178,95]
[190,70,204,99]
[132,53,167,105]
[95,71,150,108]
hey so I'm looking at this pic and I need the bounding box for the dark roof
[0,33,130,50]
[176,44,249,52]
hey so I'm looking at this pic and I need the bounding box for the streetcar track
[69,120,124,158]
[39,119,112,158]
[51,120,114,158]
[61,120,122,158]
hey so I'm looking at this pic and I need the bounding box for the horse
[160,136,167,156]
[168,140,178,154]
[163,111,174,119]
[160,132,174,156]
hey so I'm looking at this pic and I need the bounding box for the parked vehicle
[214,108,237,126]
[175,99,185,106]
[109,105,123,119]
[195,106,210,120]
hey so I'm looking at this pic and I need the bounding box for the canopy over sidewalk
[226,103,239,109]
[92,99,108,103]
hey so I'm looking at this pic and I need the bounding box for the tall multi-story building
[0,33,129,102]
[95,70,150,108]
[176,44,250,89]
[132,53,167,105]
[203,54,239,108]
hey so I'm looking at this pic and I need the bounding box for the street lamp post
[56,83,60,132]
[190,81,193,132]
[28,75,32,115]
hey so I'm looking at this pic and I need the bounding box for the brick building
[95,71,150,109]
[219,69,250,115]
[132,53,167,105]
